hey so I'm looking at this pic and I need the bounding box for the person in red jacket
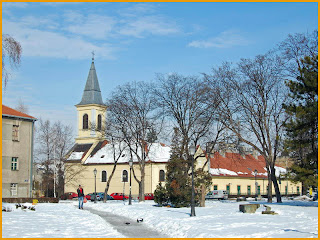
[77,185,84,209]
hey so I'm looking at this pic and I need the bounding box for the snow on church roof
[84,142,171,164]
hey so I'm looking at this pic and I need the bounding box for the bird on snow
[137,218,143,223]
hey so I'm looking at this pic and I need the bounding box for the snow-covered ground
[2,198,318,238]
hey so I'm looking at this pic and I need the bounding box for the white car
[205,190,228,200]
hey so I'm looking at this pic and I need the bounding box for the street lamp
[254,169,258,200]
[93,168,97,203]
[129,158,133,205]
[189,145,196,217]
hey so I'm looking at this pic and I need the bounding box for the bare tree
[155,73,221,155]
[102,116,128,202]
[154,73,223,206]
[278,30,318,77]
[107,81,163,202]
[206,52,288,203]
[2,34,22,89]
[35,119,74,197]
[15,98,29,114]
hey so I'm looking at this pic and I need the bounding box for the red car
[144,193,154,200]
[138,193,154,200]
[60,192,78,200]
[85,194,91,200]
[110,193,129,200]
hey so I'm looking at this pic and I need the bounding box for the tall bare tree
[35,119,74,197]
[107,81,162,202]
[205,52,288,203]
[154,73,222,206]
[102,116,128,202]
[2,34,22,89]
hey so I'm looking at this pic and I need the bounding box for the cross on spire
[91,51,95,62]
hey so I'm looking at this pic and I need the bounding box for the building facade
[2,105,36,198]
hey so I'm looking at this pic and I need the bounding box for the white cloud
[19,15,59,29]
[3,20,116,60]
[3,2,29,8]
[63,12,116,39]
[118,15,180,38]
[188,30,250,49]
[118,3,157,17]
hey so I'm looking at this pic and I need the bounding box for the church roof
[77,60,105,106]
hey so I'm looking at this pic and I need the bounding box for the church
[64,57,175,197]
[64,58,301,198]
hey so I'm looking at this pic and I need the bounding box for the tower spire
[77,57,104,106]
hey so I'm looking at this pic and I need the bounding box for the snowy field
[2,198,318,238]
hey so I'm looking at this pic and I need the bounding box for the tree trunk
[270,166,282,203]
[267,173,273,203]
[200,184,206,207]
[138,171,145,202]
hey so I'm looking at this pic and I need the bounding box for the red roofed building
[207,150,301,197]
[2,105,36,198]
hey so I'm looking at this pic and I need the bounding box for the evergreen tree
[284,55,318,193]
[165,127,192,207]
[154,183,167,206]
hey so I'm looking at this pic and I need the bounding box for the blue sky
[2,2,318,137]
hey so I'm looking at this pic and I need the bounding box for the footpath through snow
[2,198,318,238]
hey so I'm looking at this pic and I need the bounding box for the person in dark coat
[77,185,85,209]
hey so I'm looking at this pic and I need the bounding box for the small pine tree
[154,183,167,206]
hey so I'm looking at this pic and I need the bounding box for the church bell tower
[75,55,107,144]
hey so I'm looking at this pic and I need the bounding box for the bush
[154,183,167,206]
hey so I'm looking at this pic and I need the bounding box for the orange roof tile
[2,105,36,120]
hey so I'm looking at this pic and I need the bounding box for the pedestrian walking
[77,185,85,209]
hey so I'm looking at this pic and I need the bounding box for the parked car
[87,192,114,201]
[205,190,228,200]
[85,194,91,200]
[60,192,78,200]
[138,193,154,200]
[110,193,129,200]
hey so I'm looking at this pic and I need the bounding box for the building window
[12,125,19,141]
[101,171,107,182]
[237,185,241,195]
[297,186,300,195]
[214,185,218,190]
[226,185,230,194]
[10,183,17,196]
[247,185,251,195]
[11,157,18,171]
[257,186,261,195]
[122,170,128,182]
[83,114,88,129]
[159,170,165,182]
[97,114,102,130]
[285,186,288,195]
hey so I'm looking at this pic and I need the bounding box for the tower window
[97,114,102,130]
[83,114,88,129]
